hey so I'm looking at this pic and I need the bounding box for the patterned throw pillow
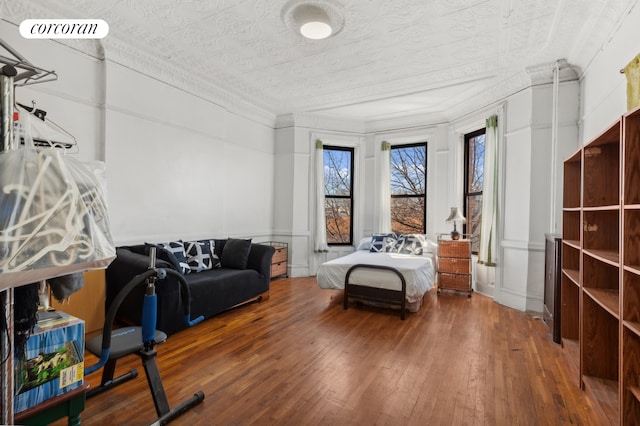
[206,240,222,269]
[369,233,397,253]
[156,241,190,274]
[184,240,221,272]
[392,234,427,255]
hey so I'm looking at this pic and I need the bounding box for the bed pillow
[392,234,426,255]
[221,238,252,270]
[369,233,397,253]
[152,240,191,274]
[356,237,372,251]
[424,239,438,254]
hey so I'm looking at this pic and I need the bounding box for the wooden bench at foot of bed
[344,264,407,320]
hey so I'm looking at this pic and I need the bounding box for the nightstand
[437,235,472,297]
[261,241,288,279]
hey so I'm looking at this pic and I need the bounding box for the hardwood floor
[58,278,598,425]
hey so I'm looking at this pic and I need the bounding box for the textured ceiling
[6,0,639,122]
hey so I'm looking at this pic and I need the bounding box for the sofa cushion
[184,240,221,272]
[185,268,268,319]
[152,241,190,274]
[221,238,252,270]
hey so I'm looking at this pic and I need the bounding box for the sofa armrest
[246,243,275,278]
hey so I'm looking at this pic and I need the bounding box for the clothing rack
[0,59,18,426]
[0,38,59,424]
[0,38,75,150]
[0,38,58,86]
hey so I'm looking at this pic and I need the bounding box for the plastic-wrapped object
[0,111,115,290]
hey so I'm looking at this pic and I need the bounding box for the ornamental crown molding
[1,1,276,127]
[525,59,581,85]
[275,112,365,133]
[101,37,276,126]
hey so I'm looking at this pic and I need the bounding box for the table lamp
[446,207,466,240]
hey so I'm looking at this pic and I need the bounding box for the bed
[316,234,437,319]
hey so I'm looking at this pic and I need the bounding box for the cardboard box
[14,311,85,413]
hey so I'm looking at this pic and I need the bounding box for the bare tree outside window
[324,147,353,245]
[464,129,485,253]
[390,143,427,234]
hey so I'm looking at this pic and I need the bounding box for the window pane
[324,149,352,196]
[391,197,425,234]
[323,146,353,245]
[325,198,351,244]
[464,129,485,253]
[466,194,482,253]
[390,143,427,234]
[391,146,426,195]
[468,134,485,193]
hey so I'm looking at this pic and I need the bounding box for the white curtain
[377,141,392,233]
[314,140,329,252]
[478,116,497,265]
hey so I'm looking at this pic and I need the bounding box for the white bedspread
[316,251,436,303]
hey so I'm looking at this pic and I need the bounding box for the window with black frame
[390,142,427,234]
[323,146,354,245]
[464,129,485,254]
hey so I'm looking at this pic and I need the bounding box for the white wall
[493,79,580,312]
[1,19,276,247]
[580,2,640,142]
[104,61,275,244]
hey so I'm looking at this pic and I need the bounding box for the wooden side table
[437,236,472,297]
[14,382,90,426]
[260,241,288,279]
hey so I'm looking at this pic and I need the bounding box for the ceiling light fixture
[297,5,332,39]
[282,0,345,40]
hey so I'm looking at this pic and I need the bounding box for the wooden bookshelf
[622,327,640,422]
[561,147,582,386]
[582,123,620,208]
[563,150,582,209]
[562,106,640,424]
[561,118,616,421]
[622,107,640,425]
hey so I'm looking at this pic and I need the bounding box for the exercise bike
[84,247,205,425]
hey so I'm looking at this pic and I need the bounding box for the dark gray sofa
[105,239,275,335]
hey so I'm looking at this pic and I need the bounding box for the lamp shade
[446,207,466,224]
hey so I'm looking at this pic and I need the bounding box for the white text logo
[20,19,109,39]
